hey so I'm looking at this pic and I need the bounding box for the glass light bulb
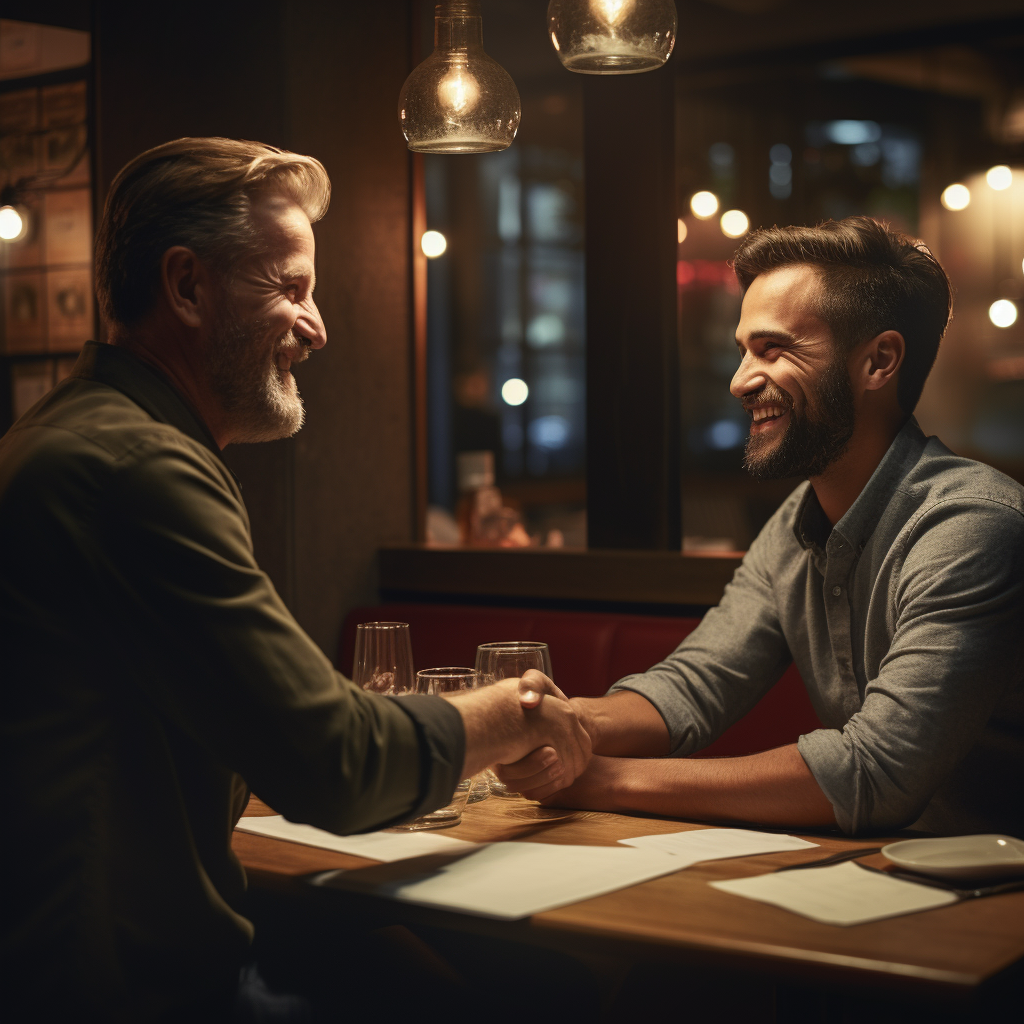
[547,0,677,75]
[940,183,970,211]
[398,1,521,154]
[0,204,26,242]
[986,165,1012,191]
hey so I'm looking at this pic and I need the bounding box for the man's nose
[730,353,766,398]
[295,296,326,349]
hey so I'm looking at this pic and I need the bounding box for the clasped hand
[493,669,592,800]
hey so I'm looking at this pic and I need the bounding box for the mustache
[741,381,792,413]
[276,332,312,365]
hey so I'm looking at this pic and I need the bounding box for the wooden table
[233,796,1024,1021]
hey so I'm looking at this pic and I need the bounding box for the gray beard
[206,304,306,445]
[742,356,856,480]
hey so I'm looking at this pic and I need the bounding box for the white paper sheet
[710,860,959,925]
[619,827,818,865]
[313,841,683,920]
[235,815,476,862]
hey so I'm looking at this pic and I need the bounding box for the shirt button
[832,586,842,597]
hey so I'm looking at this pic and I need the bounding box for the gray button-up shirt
[613,419,1024,836]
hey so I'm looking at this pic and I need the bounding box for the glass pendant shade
[547,0,677,75]
[399,1,521,154]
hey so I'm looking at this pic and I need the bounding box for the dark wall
[93,0,418,657]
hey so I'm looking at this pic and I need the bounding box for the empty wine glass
[474,641,553,797]
[352,622,414,695]
[386,667,477,831]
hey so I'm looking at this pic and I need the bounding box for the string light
[420,230,447,258]
[501,378,529,406]
[989,300,1018,328]
[940,183,970,211]
[690,191,718,219]
[720,210,749,238]
[986,165,1012,191]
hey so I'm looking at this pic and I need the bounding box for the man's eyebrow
[735,329,796,346]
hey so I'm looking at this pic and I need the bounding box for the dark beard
[742,355,856,480]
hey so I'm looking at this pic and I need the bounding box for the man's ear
[860,330,905,392]
[160,246,209,330]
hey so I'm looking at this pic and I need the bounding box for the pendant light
[399,1,521,154]
[547,0,677,75]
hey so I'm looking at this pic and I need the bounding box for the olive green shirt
[1,341,464,1020]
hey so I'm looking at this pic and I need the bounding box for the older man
[0,138,589,1021]
[529,217,1024,839]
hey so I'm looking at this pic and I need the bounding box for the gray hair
[95,137,331,328]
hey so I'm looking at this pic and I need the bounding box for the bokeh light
[989,300,1018,328]
[986,165,1012,191]
[940,183,970,211]
[0,204,25,241]
[501,377,529,406]
[677,218,687,244]
[690,191,719,219]
[420,230,447,258]
[720,209,750,238]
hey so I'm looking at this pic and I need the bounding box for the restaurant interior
[3,1,1024,1019]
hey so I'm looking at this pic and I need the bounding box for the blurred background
[417,0,1024,551]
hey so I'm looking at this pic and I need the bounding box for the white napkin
[710,860,959,925]
[619,827,818,865]
[235,815,475,862]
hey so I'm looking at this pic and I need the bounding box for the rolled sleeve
[799,498,1024,834]
[609,527,793,756]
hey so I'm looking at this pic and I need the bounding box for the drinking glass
[474,642,553,797]
[352,622,414,695]
[386,667,477,831]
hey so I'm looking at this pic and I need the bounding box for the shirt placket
[822,534,859,717]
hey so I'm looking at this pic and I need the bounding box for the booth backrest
[338,603,822,758]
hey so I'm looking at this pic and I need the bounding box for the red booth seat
[338,603,822,758]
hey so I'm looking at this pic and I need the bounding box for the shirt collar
[793,416,929,553]
[69,341,223,459]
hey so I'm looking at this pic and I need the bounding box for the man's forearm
[570,691,672,757]
[547,743,837,828]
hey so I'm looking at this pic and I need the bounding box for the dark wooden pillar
[584,64,680,551]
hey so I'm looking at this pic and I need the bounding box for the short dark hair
[95,137,330,329]
[731,216,952,413]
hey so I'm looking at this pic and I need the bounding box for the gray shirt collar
[793,417,928,555]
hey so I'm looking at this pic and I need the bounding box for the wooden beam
[584,65,680,550]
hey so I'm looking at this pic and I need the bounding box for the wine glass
[386,667,477,831]
[417,666,489,803]
[474,642,553,797]
[352,622,414,695]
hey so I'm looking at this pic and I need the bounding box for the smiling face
[732,264,856,480]
[206,193,326,444]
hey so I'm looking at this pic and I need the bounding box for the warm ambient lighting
[986,165,1013,191]
[720,209,749,238]
[677,218,687,244]
[0,203,27,242]
[690,191,719,219]
[501,378,529,406]
[398,1,520,154]
[547,0,677,75]
[989,300,1018,328]
[940,183,971,211]
[420,230,447,258]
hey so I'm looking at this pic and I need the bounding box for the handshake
[445,670,594,801]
